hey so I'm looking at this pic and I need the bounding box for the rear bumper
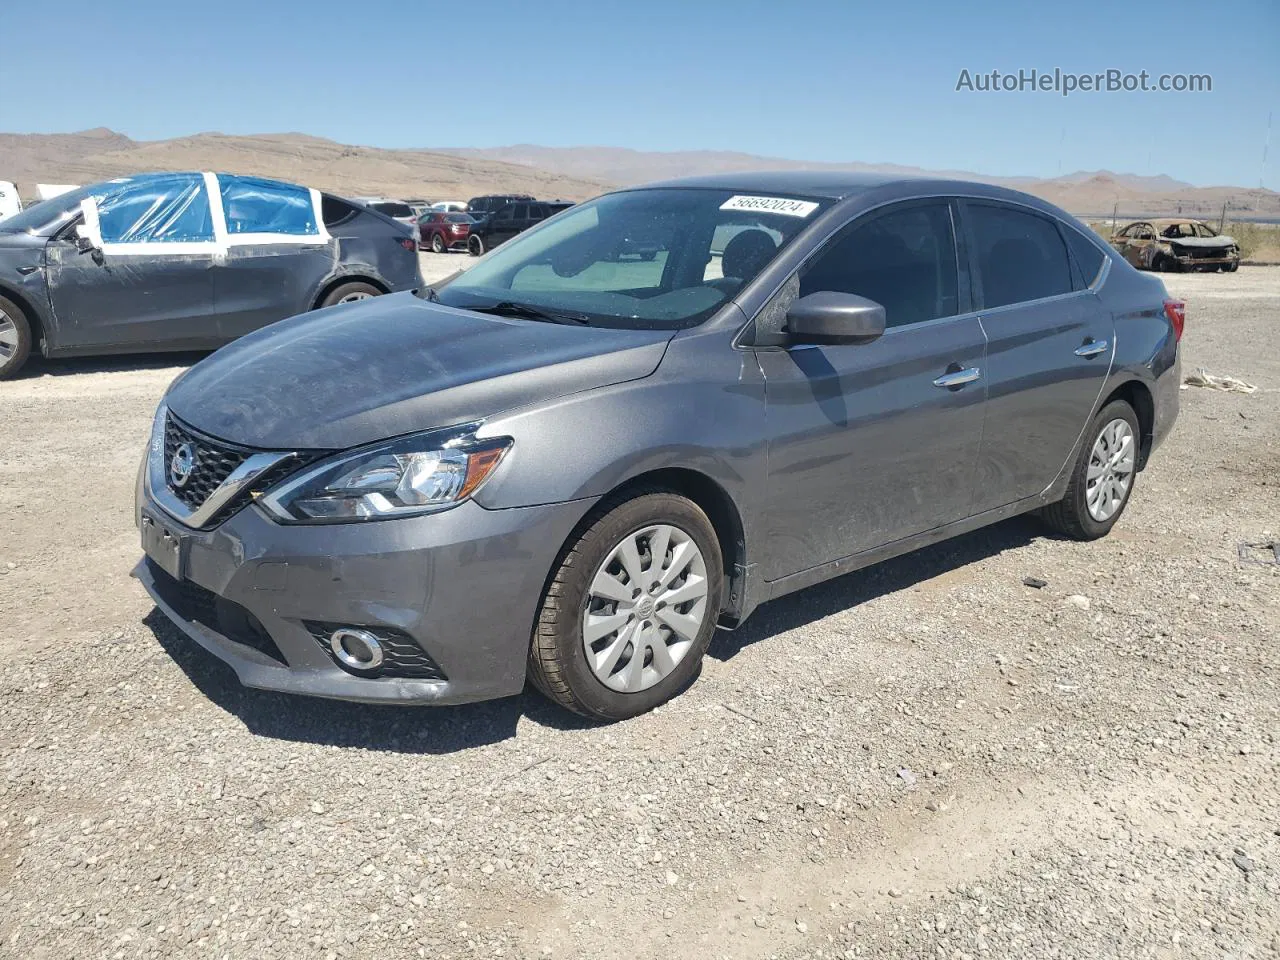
[1149,343,1181,460]
[133,494,594,705]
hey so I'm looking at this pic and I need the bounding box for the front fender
[473,327,765,512]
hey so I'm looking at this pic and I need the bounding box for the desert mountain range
[3,128,1277,220]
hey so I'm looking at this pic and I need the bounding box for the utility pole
[1218,200,1227,234]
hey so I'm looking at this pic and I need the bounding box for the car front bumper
[133,491,594,705]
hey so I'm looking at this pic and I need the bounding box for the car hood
[166,293,673,450]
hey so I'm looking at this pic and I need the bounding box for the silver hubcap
[582,524,709,693]
[338,292,373,303]
[0,310,17,360]
[1086,418,1135,521]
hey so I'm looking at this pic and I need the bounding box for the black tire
[468,235,486,257]
[1156,253,1183,273]
[0,294,32,380]
[1041,399,1140,541]
[1222,261,1239,273]
[431,232,446,254]
[528,491,724,722]
[317,281,382,309]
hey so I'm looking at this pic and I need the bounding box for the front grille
[304,622,448,681]
[164,414,326,528]
[164,416,248,512]
[147,561,286,664]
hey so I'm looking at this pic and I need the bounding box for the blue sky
[5,0,1277,187]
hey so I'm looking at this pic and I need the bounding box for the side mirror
[785,291,886,345]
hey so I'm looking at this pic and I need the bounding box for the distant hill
[3,129,1276,221]
[0,130,610,204]
[434,144,1279,220]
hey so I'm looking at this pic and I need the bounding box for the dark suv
[467,201,552,255]
[466,194,534,219]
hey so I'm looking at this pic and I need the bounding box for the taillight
[451,224,465,234]
[399,237,416,251]
[1163,298,1186,341]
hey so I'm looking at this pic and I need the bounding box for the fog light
[329,628,384,671]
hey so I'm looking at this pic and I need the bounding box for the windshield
[0,186,94,235]
[372,201,414,218]
[435,188,827,330]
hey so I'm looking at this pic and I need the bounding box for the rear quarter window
[1062,224,1107,289]
[322,196,358,228]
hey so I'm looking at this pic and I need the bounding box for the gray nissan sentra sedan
[134,172,1182,721]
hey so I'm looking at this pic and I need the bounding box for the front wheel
[1222,261,1239,272]
[1041,399,1140,540]
[0,294,32,380]
[468,235,486,257]
[528,492,724,721]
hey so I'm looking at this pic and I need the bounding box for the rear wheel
[468,235,486,257]
[0,294,32,380]
[431,232,446,254]
[528,492,723,721]
[1041,399,1140,540]
[318,281,382,308]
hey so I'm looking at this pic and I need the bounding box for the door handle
[933,367,982,388]
[1074,339,1109,358]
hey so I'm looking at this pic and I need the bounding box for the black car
[467,201,554,255]
[0,172,422,378]
[465,194,535,219]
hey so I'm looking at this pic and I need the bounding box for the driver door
[755,199,987,581]
[45,174,220,350]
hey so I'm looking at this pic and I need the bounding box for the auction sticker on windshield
[719,195,819,218]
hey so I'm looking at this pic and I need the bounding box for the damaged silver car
[0,172,422,378]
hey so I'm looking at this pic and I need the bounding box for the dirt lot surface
[1,263,1277,960]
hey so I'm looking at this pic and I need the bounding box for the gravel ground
[0,262,1277,960]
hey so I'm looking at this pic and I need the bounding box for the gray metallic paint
[137,172,1181,705]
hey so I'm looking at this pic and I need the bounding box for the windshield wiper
[468,300,592,325]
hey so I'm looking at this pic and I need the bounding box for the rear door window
[966,203,1073,309]
[219,175,321,238]
[799,201,959,328]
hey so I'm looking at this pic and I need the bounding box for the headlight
[259,427,510,524]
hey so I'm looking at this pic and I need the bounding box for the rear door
[213,174,334,339]
[496,205,523,245]
[756,199,988,580]
[45,173,220,350]
[960,201,1113,514]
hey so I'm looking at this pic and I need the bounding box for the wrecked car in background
[0,172,422,378]
[1109,218,1240,273]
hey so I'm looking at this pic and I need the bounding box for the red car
[418,212,475,253]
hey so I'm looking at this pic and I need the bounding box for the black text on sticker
[719,195,819,218]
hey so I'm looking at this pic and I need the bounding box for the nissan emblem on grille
[169,442,197,489]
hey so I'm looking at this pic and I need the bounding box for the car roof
[618,171,1065,209]
[1147,217,1206,226]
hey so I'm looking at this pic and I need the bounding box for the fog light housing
[329,628,384,672]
